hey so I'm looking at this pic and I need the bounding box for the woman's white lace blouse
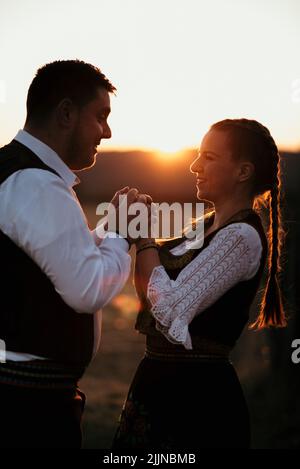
[147,223,263,350]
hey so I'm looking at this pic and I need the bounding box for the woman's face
[190,128,242,203]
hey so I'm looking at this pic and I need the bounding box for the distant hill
[74,149,300,205]
[74,149,198,204]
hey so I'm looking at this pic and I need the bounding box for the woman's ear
[238,161,255,183]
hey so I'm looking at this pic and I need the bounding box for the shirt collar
[14,129,81,188]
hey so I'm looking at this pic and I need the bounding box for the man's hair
[25,59,116,125]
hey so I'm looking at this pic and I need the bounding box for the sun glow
[155,150,184,162]
[0,0,300,153]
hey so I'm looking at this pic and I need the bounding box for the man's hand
[109,186,130,208]
[106,187,154,244]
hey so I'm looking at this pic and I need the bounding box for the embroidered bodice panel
[137,210,263,349]
[145,222,263,350]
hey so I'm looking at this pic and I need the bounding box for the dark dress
[112,209,268,449]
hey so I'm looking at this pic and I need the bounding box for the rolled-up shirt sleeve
[146,223,263,349]
[0,168,131,314]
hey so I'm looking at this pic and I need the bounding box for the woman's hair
[210,118,286,329]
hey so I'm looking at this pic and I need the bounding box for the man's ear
[55,98,78,128]
[238,161,255,183]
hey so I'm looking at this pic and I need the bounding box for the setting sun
[156,150,182,160]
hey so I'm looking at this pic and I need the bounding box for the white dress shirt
[0,130,131,361]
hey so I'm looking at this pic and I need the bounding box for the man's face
[68,87,112,170]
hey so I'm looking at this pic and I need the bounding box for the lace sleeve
[147,223,263,349]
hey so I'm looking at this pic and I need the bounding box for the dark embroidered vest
[135,208,268,352]
[0,140,94,367]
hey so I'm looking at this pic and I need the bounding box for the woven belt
[0,360,86,390]
[145,348,230,362]
[145,335,231,362]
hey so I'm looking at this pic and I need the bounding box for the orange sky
[0,0,300,153]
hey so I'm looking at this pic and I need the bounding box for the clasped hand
[107,186,156,244]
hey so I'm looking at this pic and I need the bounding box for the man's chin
[87,153,97,168]
[71,154,97,171]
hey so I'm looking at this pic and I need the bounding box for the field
[80,284,145,449]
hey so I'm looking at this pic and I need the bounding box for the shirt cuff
[101,232,130,252]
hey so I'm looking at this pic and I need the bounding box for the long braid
[251,146,286,328]
[211,118,287,329]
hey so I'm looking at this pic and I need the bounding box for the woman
[112,118,286,449]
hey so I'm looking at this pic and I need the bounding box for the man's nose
[102,123,112,139]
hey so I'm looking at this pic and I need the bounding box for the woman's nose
[190,155,203,174]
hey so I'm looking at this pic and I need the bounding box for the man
[0,60,148,448]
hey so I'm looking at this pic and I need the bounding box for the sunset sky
[0,0,299,153]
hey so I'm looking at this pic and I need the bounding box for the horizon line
[0,141,299,155]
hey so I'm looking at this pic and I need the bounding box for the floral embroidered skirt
[112,356,250,449]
